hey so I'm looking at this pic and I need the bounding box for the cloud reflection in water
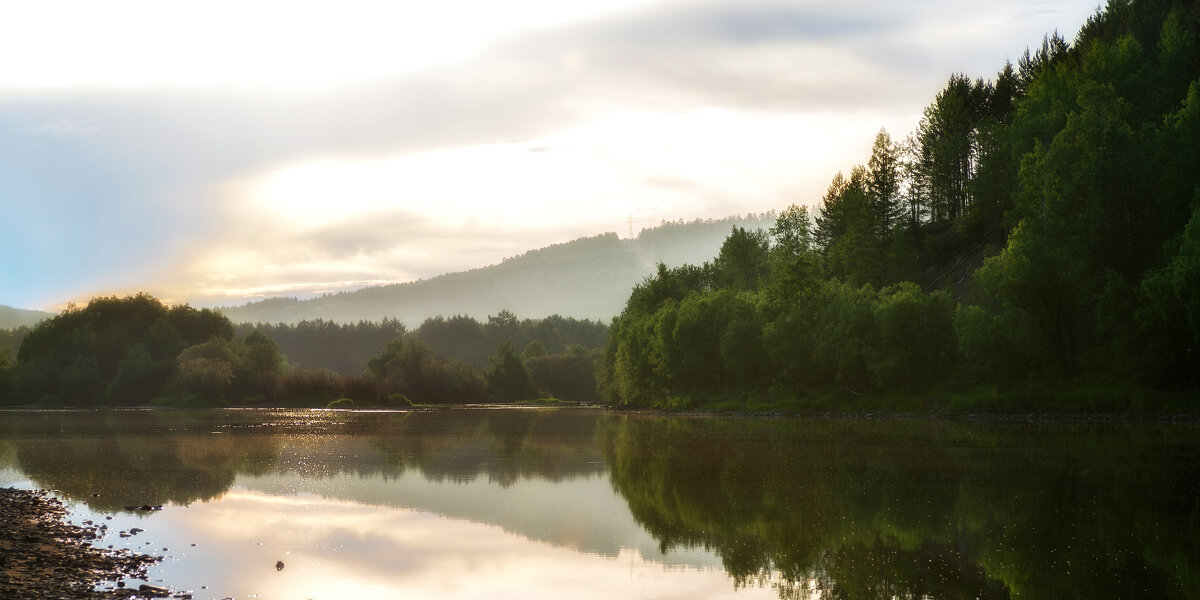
[142,480,772,600]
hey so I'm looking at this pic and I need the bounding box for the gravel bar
[0,487,163,599]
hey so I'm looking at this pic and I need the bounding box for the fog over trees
[218,214,776,326]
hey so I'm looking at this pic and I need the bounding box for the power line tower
[627,214,634,239]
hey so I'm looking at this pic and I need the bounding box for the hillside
[219,214,775,325]
[0,305,52,329]
[598,0,1200,409]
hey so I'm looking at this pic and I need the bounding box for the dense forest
[219,214,775,325]
[0,294,604,407]
[598,0,1200,411]
[238,312,605,374]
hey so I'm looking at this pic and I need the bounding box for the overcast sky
[0,0,1101,311]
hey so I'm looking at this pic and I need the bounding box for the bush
[485,342,540,401]
[174,357,234,403]
[368,337,488,403]
[276,368,343,406]
[340,375,383,405]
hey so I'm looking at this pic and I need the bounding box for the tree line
[0,294,603,407]
[2,1,1195,413]
[599,0,1200,411]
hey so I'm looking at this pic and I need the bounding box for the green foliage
[760,204,822,319]
[0,348,16,405]
[12,294,235,406]
[415,315,486,365]
[1125,199,1200,386]
[174,356,234,404]
[868,283,956,390]
[107,344,174,405]
[867,128,904,239]
[521,340,547,359]
[718,295,767,389]
[235,318,404,375]
[232,330,286,400]
[367,337,486,404]
[276,368,343,406]
[711,226,769,291]
[953,303,1033,385]
[602,0,1200,408]
[816,169,875,283]
[913,74,993,223]
[414,313,607,369]
[811,280,878,391]
[485,342,540,401]
[525,350,600,404]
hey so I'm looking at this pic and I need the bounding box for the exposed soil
[0,487,165,599]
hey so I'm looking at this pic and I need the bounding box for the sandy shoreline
[0,487,164,599]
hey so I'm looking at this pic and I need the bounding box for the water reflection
[599,416,1200,599]
[0,408,1197,599]
[122,489,753,600]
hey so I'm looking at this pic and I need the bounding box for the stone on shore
[0,487,162,600]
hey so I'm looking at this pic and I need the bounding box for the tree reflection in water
[0,409,1196,599]
[598,416,1200,599]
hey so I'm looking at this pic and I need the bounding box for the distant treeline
[232,319,406,376]
[600,0,1200,412]
[0,294,602,407]
[233,312,606,374]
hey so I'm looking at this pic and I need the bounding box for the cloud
[0,0,1105,308]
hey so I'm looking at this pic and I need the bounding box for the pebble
[0,487,162,600]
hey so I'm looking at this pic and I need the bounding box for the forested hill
[0,306,52,329]
[219,214,775,325]
[600,0,1200,411]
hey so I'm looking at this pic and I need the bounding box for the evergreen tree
[866,129,903,240]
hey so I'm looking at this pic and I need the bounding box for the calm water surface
[0,408,1196,599]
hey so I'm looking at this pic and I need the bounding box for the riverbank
[0,487,163,599]
[3,401,1198,424]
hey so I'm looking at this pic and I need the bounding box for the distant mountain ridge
[0,305,52,329]
[220,214,776,325]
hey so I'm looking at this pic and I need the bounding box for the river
[0,408,1196,599]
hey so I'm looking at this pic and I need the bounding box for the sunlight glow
[180,106,916,301]
[247,108,907,231]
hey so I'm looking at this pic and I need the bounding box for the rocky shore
[0,487,162,599]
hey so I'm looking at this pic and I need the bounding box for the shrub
[276,368,343,406]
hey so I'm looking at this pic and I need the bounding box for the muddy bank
[0,487,161,599]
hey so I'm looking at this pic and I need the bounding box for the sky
[0,0,1102,311]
